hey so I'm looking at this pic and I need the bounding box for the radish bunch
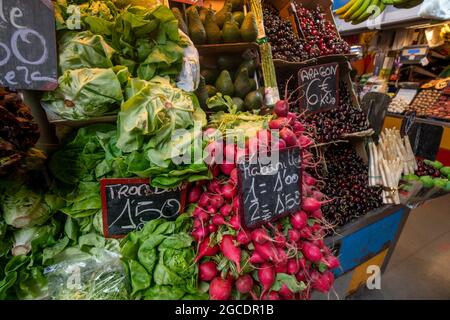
[189,99,339,300]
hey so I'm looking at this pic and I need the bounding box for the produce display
[0,169,120,300]
[0,88,40,175]
[407,89,441,116]
[121,214,208,300]
[388,98,409,114]
[415,159,447,178]
[428,84,450,121]
[43,2,189,120]
[293,3,350,56]
[402,159,450,195]
[2,0,437,302]
[318,144,383,227]
[335,0,424,25]
[176,1,258,45]
[186,100,339,300]
[197,53,263,112]
[262,2,349,62]
[302,81,371,143]
[367,128,417,204]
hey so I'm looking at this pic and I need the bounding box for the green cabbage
[0,182,64,229]
[42,68,124,120]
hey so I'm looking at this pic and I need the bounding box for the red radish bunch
[189,102,339,300]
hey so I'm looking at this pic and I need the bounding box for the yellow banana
[336,0,357,16]
[351,0,380,24]
[349,0,373,22]
[341,0,364,20]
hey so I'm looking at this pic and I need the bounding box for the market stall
[0,0,449,301]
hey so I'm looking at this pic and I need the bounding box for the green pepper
[420,175,434,188]
[440,166,450,176]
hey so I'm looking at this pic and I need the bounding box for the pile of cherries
[318,144,383,228]
[293,4,350,56]
[302,82,371,143]
[262,2,349,62]
[262,2,311,62]
[415,158,442,178]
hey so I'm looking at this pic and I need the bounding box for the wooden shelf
[273,54,357,69]
[195,42,260,55]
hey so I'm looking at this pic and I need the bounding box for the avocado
[232,97,245,112]
[222,12,241,43]
[245,90,263,110]
[172,7,188,35]
[195,76,209,108]
[206,85,218,97]
[232,11,245,27]
[215,70,234,96]
[237,58,256,77]
[234,67,252,99]
[215,0,232,29]
[187,6,206,45]
[240,12,258,42]
[201,68,219,85]
[217,54,241,70]
[205,9,222,44]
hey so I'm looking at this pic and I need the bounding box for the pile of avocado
[403,160,450,192]
[172,0,258,45]
[196,54,264,112]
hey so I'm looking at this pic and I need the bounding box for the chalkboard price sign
[100,178,187,238]
[298,63,339,113]
[405,122,443,161]
[237,147,302,229]
[0,0,58,90]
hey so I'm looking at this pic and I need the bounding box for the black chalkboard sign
[237,147,302,229]
[406,122,443,161]
[361,92,390,137]
[298,63,339,113]
[0,0,58,90]
[100,178,187,238]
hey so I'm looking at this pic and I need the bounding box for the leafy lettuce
[120,213,207,300]
[47,2,189,120]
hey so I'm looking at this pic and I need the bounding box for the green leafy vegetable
[120,214,203,299]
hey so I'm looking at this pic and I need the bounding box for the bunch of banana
[440,24,450,42]
[336,0,423,25]
[385,0,424,9]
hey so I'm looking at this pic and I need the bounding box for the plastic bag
[419,0,450,20]
[176,31,200,92]
[44,249,129,300]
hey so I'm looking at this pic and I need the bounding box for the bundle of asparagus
[368,128,417,204]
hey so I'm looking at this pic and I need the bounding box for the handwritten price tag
[0,0,58,90]
[298,63,339,113]
[100,178,186,238]
[237,147,302,229]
